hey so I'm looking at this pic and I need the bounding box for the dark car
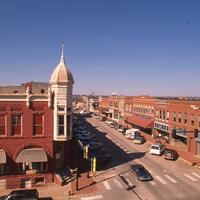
[133,136,146,144]
[131,164,153,181]
[163,149,178,160]
[0,189,39,200]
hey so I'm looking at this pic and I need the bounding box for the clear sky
[0,0,200,96]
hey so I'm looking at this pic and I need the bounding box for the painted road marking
[124,177,134,187]
[164,174,178,183]
[192,172,200,179]
[184,173,197,181]
[81,195,103,200]
[103,181,111,190]
[149,181,156,185]
[113,179,123,189]
[155,176,167,184]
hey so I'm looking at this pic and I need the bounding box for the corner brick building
[0,46,74,189]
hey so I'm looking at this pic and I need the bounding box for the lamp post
[75,117,79,191]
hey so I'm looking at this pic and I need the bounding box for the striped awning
[16,148,47,163]
[0,149,6,163]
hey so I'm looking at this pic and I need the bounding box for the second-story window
[163,110,166,120]
[58,115,64,136]
[191,114,194,127]
[11,115,22,135]
[33,114,43,135]
[159,110,162,119]
[166,111,169,121]
[178,113,182,124]
[0,115,6,136]
[184,113,187,125]
[198,115,200,128]
[173,112,176,123]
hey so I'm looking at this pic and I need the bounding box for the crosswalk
[100,171,200,191]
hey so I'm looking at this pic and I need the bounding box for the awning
[128,114,154,129]
[0,149,6,163]
[16,148,47,163]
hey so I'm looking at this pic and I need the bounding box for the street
[71,114,200,200]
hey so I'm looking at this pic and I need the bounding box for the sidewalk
[0,172,97,200]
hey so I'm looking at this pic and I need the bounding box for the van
[125,128,140,140]
[150,143,165,155]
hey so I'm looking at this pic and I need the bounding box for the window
[173,112,176,123]
[0,164,4,174]
[163,110,166,120]
[67,115,71,136]
[178,113,182,124]
[58,115,64,136]
[0,115,6,136]
[199,115,200,128]
[159,110,162,119]
[166,111,169,121]
[184,113,187,125]
[11,115,21,135]
[33,114,43,135]
[191,114,194,127]
[58,106,64,111]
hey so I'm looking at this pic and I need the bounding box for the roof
[50,46,74,84]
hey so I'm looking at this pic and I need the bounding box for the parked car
[150,143,165,155]
[0,189,39,200]
[134,136,146,144]
[163,149,178,160]
[118,127,127,134]
[131,164,153,181]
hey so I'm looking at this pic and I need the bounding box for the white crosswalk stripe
[113,179,124,189]
[103,181,111,190]
[155,176,167,184]
[124,177,134,187]
[164,174,178,183]
[81,195,104,200]
[192,172,200,179]
[184,173,197,181]
[149,181,156,185]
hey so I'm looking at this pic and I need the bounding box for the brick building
[0,46,74,189]
[99,95,200,163]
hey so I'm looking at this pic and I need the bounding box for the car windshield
[151,146,159,150]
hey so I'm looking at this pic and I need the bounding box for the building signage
[154,122,169,132]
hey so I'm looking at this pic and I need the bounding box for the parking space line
[164,174,178,183]
[149,181,156,185]
[81,195,104,200]
[113,179,124,189]
[124,177,134,187]
[103,181,111,190]
[184,173,198,181]
[192,172,200,179]
[155,176,167,184]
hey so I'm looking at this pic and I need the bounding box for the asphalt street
[71,114,200,200]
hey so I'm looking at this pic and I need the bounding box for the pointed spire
[60,41,65,62]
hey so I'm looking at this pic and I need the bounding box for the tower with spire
[50,43,74,169]
[50,43,74,141]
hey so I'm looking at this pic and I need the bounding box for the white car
[150,143,165,155]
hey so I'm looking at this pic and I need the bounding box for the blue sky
[0,0,200,96]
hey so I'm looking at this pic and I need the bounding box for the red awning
[128,114,154,129]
